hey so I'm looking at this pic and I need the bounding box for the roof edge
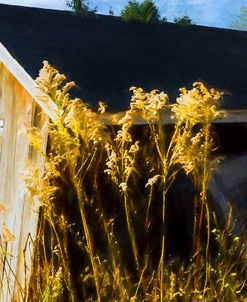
[0,43,59,121]
[0,3,244,33]
[0,44,246,124]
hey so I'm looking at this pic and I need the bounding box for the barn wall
[0,62,48,301]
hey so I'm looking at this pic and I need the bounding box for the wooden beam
[100,109,247,125]
[0,43,59,121]
[215,110,247,123]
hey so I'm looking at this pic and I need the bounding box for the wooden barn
[0,3,247,301]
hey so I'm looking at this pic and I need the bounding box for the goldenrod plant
[20,62,246,301]
[0,204,24,301]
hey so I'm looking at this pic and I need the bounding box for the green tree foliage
[66,0,89,15]
[139,0,161,23]
[231,7,247,30]
[174,15,194,26]
[121,0,164,24]
[121,1,141,22]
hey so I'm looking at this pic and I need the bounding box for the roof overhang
[0,43,246,125]
[101,109,247,125]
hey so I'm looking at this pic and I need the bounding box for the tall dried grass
[15,62,247,301]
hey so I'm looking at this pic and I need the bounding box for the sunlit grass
[5,61,246,301]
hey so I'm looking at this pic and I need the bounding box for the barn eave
[0,43,246,125]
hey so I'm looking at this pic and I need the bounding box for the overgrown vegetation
[231,7,247,30]
[3,62,246,301]
[66,0,89,15]
[66,0,97,15]
[121,0,166,24]
[174,15,194,26]
[0,204,19,300]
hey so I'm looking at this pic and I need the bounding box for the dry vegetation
[2,61,247,301]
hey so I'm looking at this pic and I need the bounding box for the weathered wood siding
[0,63,47,301]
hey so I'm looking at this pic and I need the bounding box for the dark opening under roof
[0,3,247,110]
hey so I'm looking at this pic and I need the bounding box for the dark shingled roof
[1,3,247,110]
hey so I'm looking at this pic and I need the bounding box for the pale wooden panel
[0,64,48,301]
[0,62,3,117]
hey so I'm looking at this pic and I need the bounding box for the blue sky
[0,0,246,28]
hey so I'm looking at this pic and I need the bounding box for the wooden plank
[0,43,59,122]
[0,64,48,301]
[100,109,247,125]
